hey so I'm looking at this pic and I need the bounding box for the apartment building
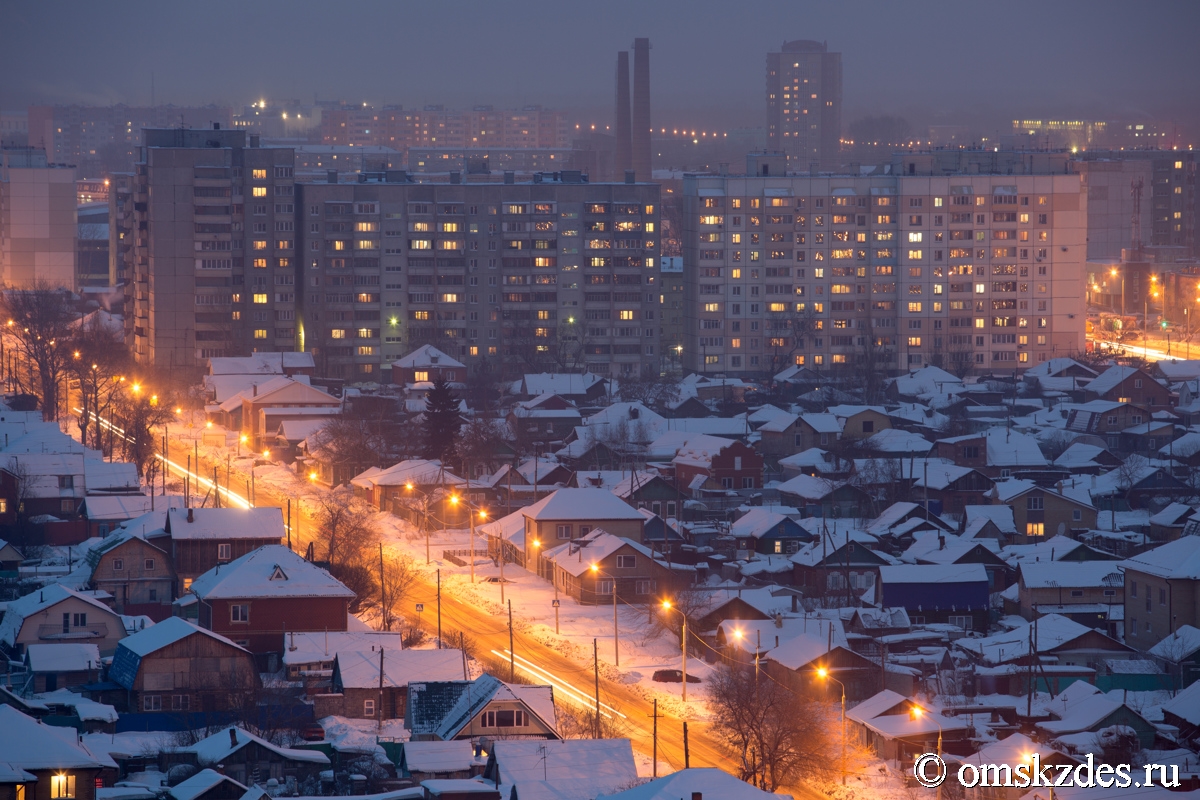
[118,127,296,369]
[295,172,660,381]
[318,104,571,154]
[681,152,1086,377]
[0,147,76,288]
[766,40,842,171]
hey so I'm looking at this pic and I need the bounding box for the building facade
[682,153,1087,377]
[0,147,76,288]
[295,173,660,381]
[766,40,842,172]
[118,128,296,369]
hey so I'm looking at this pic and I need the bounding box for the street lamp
[449,492,488,583]
[660,600,689,702]
[238,434,247,457]
[817,667,848,786]
[911,707,943,800]
[1110,267,1125,327]
[590,564,619,667]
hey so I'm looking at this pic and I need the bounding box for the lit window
[410,240,432,250]
[330,329,346,339]
[252,258,267,268]
[908,232,923,243]
[251,169,267,180]
[51,775,75,799]
[252,187,267,197]
[704,303,720,312]
[413,371,429,382]
[441,293,459,303]
[907,337,921,347]
[907,249,923,260]
[253,294,268,304]
[768,303,787,312]
[253,329,267,339]
[252,240,268,250]
[908,302,922,312]
[974,283,986,294]
[355,221,378,232]
[619,310,635,320]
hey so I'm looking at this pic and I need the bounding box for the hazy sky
[4,0,1198,132]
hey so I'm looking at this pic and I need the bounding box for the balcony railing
[38,623,108,640]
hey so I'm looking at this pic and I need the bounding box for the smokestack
[615,51,633,176]
[632,38,652,183]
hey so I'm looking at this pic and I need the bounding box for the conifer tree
[421,378,461,462]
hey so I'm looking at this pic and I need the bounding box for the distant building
[0,147,76,288]
[77,202,109,288]
[766,40,842,171]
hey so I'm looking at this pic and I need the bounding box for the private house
[167,770,246,800]
[1036,681,1157,750]
[350,459,465,515]
[762,628,883,702]
[78,495,185,538]
[934,429,1048,479]
[776,474,870,520]
[791,528,897,600]
[1052,442,1123,475]
[959,734,1079,800]
[482,739,637,800]
[166,727,329,788]
[510,372,610,404]
[207,352,316,380]
[1148,626,1200,689]
[108,617,259,715]
[188,545,355,659]
[2,453,87,520]
[827,405,892,440]
[507,394,582,447]
[671,435,762,493]
[406,674,559,742]
[392,345,466,386]
[1017,562,1124,628]
[900,533,1010,593]
[760,412,843,459]
[1084,365,1172,408]
[0,538,24,572]
[1064,400,1153,448]
[608,473,679,519]
[777,448,855,480]
[21,643,101,693]
[87,529,175,619]
[280,629,406,683]
[911,462,995,518]
[1161,678,1200,741]
[847,690,969,763]
[957,614,1135,681]
[398,741,483,783]
[730,508,813,556]
[1120,537,1200,650]
[885,366,964,402]
[0,583,128,658]
[541,530,678,605]
[1148,502,1197,542]
[879,564,990,632]
[994,481,1098,541]
[959,505,1016,543]
[237,378,342,451]
[0,705,106,800]
[164,507,285,589]
[865,502,955,541]
[313,648,463,721]
[520,488,646,553]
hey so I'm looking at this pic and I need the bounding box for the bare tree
[312,488,377,568]
[115,385,176,478]
[618,374,681,412]
[67,316,130,453]
[308,416,387,481]
[379,552,418,632]
[707,663,836,791]
[1,286,78,420]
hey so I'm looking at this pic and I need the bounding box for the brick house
[994,482,1098,541]
[1121,538,1200,651]
[164,507,285,590]
[109,617,259,714]
[314,649,463,720]
[188,545,354,660]
[672,435,762,493]
[1084,365,1172,408]
[1017,562,1124,626]
[392,345,466,386]
[0,583,128,658]
[1064,400,1154,450]
[541,530,680,605]
[88,530,175,619]
[792,529,898,600]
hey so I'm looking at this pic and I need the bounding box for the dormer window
[270,565,288,581]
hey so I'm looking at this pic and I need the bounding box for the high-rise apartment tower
[766,40,842,172]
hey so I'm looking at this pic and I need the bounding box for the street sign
[551,600,560,608]
[415,603,425,612]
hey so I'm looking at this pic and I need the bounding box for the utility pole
[593,638,601,739]
[379,542,387,631]
[650,698,659,778]
[286,500,291,551]
[436,569,442,649]
[508,599,515,682]
[377,647,384,733]
[683,721,690,768]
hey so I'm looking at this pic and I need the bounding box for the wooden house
[405,674,559,742]
[541,530,679,605]
[21,643,101,693]
[0,705,106,800]
[164,507,285,589]
[88,529,175,619]
[313,649,463,721]
[0,583,128,658]
[166,727,329,788]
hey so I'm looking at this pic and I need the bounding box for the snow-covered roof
[1149,502,1198,527]
[901,533,999,565]
[846,689,912,725]
[169,770,244,800]
[36,689,117,722]
[81,494,185,521]
[0,705,107,769]
[730,509,796,541]
[181,727,330,766]
[879,563,988,585]
[165,507,285,541]
[490,739,636,794]
[1149,624,1200,663]
[1120,536,1200,580]
[400,740,477,774]
[25,643,101,673]
[1024,358,1098,379]
[1084,365,1142,398]
[957,614,1125,665]
[756,412,799,434]
[351,459,464,490]
[516,372,606,397]
[981,428,1048,467]
[766,630,854,672]
[775,474,841,501]
[889,365,963,397]
[596,768,785,800]
[1020,562,1123,590]
[393,344,465,370]
[671,433,740,468]
[189,545,355,600]
[865,428,932,455]
[1163,675,1200,727]
[281,630,406,666]
[522,488,644,522]
[84,461,140,492]
[544,530,656,578]
[335,648,462,689]
[1053,442,1112,470]
[1037,693,1146,737]
[963,504,1016,535]
[0,583,121,646]
[117,616,248,659]
[208,352,314,375]
[799,413,843,435]
[1000,535,1088,566]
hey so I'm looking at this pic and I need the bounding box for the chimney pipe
[213,123,220,131]
[229,728,238,748]
[187,507,194,523]
[632,38,652,184]
[615,51,633,176]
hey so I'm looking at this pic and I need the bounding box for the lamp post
[817,667,847,786]
[449,491,488,583]
[911,707,943,800]
[590,564,619,667]
[660,600,688,702]
[1110,267,1125,336]
[405,482,433,564]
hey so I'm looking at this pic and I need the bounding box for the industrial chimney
[615,51,633,177]
[632,38,652,182]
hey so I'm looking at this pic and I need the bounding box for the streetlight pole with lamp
[816,667,847,786]
[659,600,688,702]
[448,492,488,583]
[911,707,943,800]
[589,564,619,667]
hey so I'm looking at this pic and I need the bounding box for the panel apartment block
[120,128,295,370]
[766,40,842,172]
[295,174,661,381]
[682,164,1086,377]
